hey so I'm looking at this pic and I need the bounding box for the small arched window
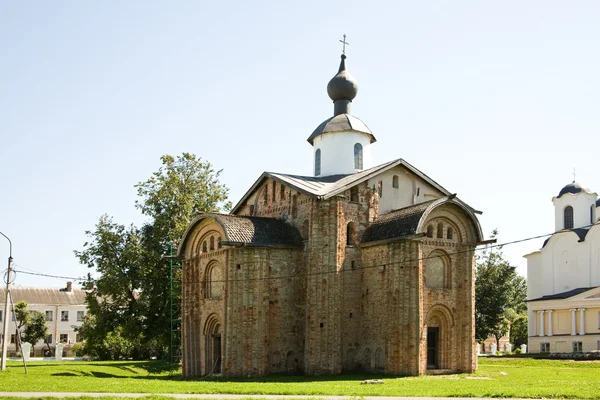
[564,206,574,229]
[347,222,357,245]
[202,241,207,253]
[315,149,321,176]
[209,236,215,251]
[217,237,222,248]
[426,225,434,238]
[350,186,359,202]
[280,184,285,200]
[437,223,443,239]
[591,205,595,224]
[447,227,453,240]
[263,186,268,203]
[354,143,363,170]
[392,175,399,188]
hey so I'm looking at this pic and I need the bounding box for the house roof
[178,213,303,256]
[362,199,436,243]
[528,286,598,302]
[231,158,477,215]
[0,287,87,306]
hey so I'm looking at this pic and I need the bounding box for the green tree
[13,301,30,352]
[510,315,528,348]
[75,153,231,360]
[475,230,527,349]
[23,311,49,353]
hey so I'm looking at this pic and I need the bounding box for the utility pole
[1,231,13,371]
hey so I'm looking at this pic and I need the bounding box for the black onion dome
[558,181,585,198]
[596,198,600,207]
[327,55,358,102]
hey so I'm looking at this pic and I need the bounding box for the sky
[1,1,599,288]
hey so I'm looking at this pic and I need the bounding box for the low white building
[0,282,87,356]
[525,181,600,353]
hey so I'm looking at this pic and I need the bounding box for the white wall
[0,303,86,349]
[366,166,444,215]
[313,131,372,176]
[553,192,598,231]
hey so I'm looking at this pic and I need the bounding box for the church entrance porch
[204,314,222,375]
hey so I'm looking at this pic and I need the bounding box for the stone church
[178,53,484,377]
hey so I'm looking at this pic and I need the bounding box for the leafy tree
[510,315,528,348]
[75,153,231,360]
[13,301,29,352]
[475,230,527,348]
[23,311,49,353]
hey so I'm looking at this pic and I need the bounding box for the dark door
[213,335,222,374]
[427,327,439,369]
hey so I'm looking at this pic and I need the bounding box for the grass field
[1,357,600,399]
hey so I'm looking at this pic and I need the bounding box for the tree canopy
[475,230,527,348]
[75,153,231,360]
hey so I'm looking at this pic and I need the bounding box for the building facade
[179,54,484,377]
[526,182,600,353]
[0,282,87,356]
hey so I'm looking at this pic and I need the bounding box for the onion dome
[557,181,588,198]
[596,198,600,207]
[327,55,358,103]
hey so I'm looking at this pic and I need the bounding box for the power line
[10,221,599,286]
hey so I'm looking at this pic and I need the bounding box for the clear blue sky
[1,1,599,287]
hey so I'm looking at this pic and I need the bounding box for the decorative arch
[425,304,454,370]
[345,348,358,371]
[374,348,384,369]
[205,261,223,299]
[416,197,484,243]
[203,313,222,374]
[425,249,451,289]
[362,348,371,371]
[426,225,434,238]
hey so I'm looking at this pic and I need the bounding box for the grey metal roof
[179,213,303,256]
[231,158,466,214]
[0,287,87,306]
[361,200,437,243]
[307,113,375,145]
[528,287,598,302]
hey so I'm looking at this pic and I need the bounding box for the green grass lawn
[1,357,599,398]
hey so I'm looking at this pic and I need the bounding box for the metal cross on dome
[339,34,349,55]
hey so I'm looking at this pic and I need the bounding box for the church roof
[557,181,591,198]
[541,226,594,248]
[528,286,598,302]
[307,113,375,145]
[231,158,478,214]
[178,213,303,255]
[361,199,437,243]
[0,287,87,305]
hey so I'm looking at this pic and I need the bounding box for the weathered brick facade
[179,169,483,377]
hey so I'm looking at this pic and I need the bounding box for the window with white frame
[45,311,53,321]
[77,311,85,322]
[540,342,550,353]
[61,310,69,322]
[573,341,583,353]
[59,334,68,343]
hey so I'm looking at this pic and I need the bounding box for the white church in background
[526,181,600,353]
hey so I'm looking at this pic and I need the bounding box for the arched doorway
[204,314,222,375]
[425,305,454,370]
